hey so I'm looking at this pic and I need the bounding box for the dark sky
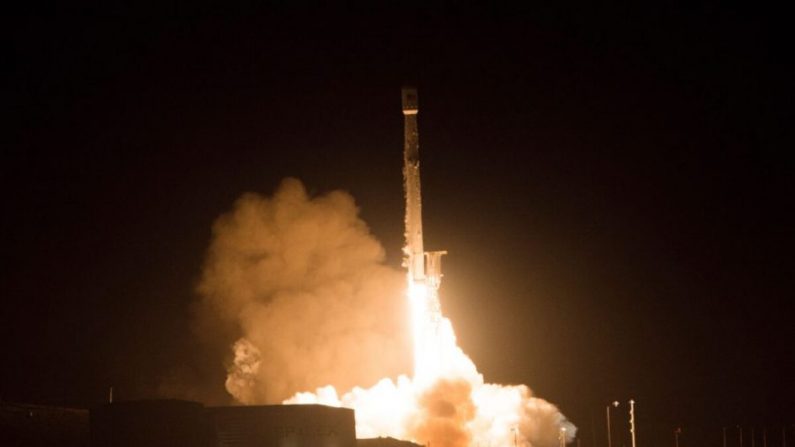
[3,4,792,447]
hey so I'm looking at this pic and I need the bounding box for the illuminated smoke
[286,292,577,447]
[408,379,476,447]
[198,178,576,446]
[196,177,411,403]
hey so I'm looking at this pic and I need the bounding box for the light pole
[607,401,619,447]
[675,427,682,447]
[628,399,637,447]
[560,427,568,447]
[738,426,743,447]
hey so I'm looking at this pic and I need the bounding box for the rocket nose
[402,87,418,113]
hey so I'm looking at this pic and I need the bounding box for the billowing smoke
[407,379,575,447]
[196,178,411,403]
[408,379,476,447]
[197,178,577,447]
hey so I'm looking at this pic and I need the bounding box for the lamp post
[560,427,568,447]
[607,401,619,447]
[675,427,682,447]
[629,399,637,447]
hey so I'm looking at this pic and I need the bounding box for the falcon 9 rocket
[401,87,446,290]
[402,87,447,381]
[401,87,425,283]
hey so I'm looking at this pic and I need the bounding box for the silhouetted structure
[87,400,357,447]
[208,404,356,447]
[3,399,384,447]
[0,402,88,447]
[358,436,424,447]
[90,399,210,447]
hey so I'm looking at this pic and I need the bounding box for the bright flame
[283,274,577,447]
[408,279,478,387]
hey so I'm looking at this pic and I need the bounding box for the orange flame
[284,275,576,447]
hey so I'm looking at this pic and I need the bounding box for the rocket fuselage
[401,87,448,382]
[402,87,425,282]
[402,87,449,382]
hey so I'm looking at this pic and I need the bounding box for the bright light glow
[284,274,576,447]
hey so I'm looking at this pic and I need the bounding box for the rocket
[401,87,446,289]
[402,87,446,382]
[401,87,425,283]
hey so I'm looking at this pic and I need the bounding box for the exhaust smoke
[196,178,411,404]
[197,177,576,447]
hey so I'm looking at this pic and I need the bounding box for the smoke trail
[196,178,411,403]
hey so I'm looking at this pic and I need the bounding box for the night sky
[3,4,791,447]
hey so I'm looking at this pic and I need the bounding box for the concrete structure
[90,399,209,447]
[208,404,356,447]
[358,436,423,447]
[88,400,356,447]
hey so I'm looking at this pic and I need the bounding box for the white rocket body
[402,87,448,383]
[401,87,426,283]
